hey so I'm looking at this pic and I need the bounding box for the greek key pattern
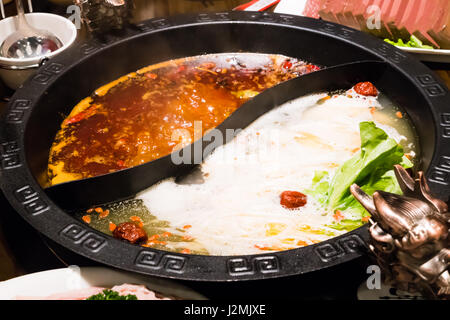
[134,18,172,32]
[60,224,107,253]
[436,109,450,186]
[440,111,450,140]
[0,141,21,169]
[416,74,446,97]
[135,251,186,274]
[318,22,355,39]
[196,12,231,22]
[79,36,118,56]
[14,185,49,216]
[6,99,32,124]
[227,256,280,276]
[373,43,407,63]
[198,12,295,24]
[315,234,365,262]
[429,156,450,186]
[80,42,101,55]
[32,63,65,85]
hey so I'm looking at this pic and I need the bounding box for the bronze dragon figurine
[350,165,450,300]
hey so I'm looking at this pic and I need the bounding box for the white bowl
[0,266,207,300]
[0,12,77,89]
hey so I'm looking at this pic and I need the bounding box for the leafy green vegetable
[328,122,412,209]
[384,35,434,49]
[86,289,138,300]
[305,170,330,205]
[326,219,365,231]
[307,122,413,231]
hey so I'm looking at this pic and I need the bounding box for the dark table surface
[0,0,449,299]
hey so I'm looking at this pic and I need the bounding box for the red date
[354,81,378,96]
[280,191,307,209]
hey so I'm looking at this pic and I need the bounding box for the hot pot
[1,12,449,281]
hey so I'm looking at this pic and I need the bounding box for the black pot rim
[1,11,450,281]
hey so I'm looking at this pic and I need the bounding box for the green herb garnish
[86,289,138,300]
[307,122,413,231]
[384,35,434,49]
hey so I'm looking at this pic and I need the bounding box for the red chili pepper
[65,112,87,125]
[305,64,321,72]
[145,73,158,79]
[282,60,293,69]
[117,160,125,168]
[64,104,99,125]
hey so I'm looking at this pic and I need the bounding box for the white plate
[273,1,450,64]
[0,266,207,300]
[274,0,308,15]
[398,47,450,63]
[357,281,424,300]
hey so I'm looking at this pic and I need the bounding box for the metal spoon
[0,0,62,59]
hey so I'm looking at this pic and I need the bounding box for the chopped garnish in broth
[76,199,209,255]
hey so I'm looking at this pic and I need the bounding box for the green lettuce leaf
[305,170,330,205]
[328,121,411,209]
[307,121,413,231]
[384,35,434,49]
[326,219,365,231]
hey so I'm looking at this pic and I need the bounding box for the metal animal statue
[351,165,450,299]
[75,0,133,34]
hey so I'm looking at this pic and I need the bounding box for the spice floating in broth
[76,199,209,255]
[48,53,319,186]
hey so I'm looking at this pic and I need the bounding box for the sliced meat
[361,0,391,38]
[318,0,338,23]
[428,1,449,36]
[385,0,411,40]
[16,287,105,300]
[353,0,375,32]
[325,0,347,24]
[303,0,322,18]
[110,284,171,300]
[427,1,448,45]
[334,0,353,28]
[398,0,436,46]
[378,0,396,38]
[429,1,450,48]
[411,0,441,47]
[339,0,365,30]
[397,0,417,30]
